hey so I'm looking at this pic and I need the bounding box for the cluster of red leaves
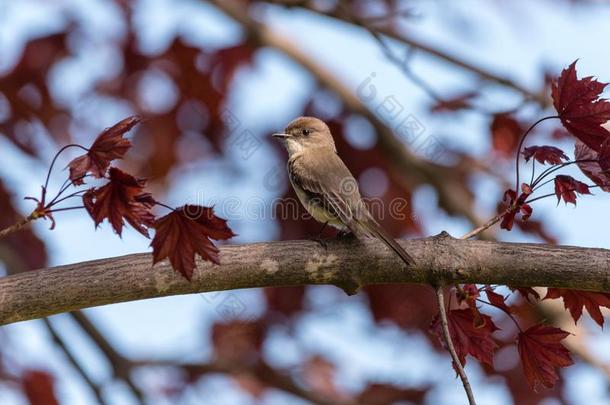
[500,172,590,231]
[62,117,234,279]
[547,60,610,201]
[500,60,610,230]
[432,285,575,391]
[490,64,610,382]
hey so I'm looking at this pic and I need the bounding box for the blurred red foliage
[1,2,609,404]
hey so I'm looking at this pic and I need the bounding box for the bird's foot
[310,235,328,250]
[336,230,355,240]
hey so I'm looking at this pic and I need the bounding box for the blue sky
[2,0,610,404]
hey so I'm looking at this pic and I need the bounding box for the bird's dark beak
[272,133,290,139]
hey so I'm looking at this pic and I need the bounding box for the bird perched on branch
[273,116,413,266]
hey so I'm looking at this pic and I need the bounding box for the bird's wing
[290,149,414,265]
[289,149,365,233]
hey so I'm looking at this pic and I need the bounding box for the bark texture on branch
[1,234,610,326]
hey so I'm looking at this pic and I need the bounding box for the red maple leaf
[545,288,610,327]
[598,138,610,173]
[551,61,610,151]
[68,116,140,184]
[553,175,591,205]
[522,145,569,165]
[83,167,155,237]
[151,205,235,280]
[517,325,574,391]
[575,139,610,192]
[430,308,499,367]
[484,286,511,313]
[490,113,523,157]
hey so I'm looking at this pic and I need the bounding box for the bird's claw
[336,230,355,240]
[310,236,328,250]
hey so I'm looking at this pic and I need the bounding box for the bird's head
[272,116,336,156]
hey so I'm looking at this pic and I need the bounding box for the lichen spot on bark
[260,258,279,274]
[305,254,339,282]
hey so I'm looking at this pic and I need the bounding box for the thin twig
[370,30,447,103]
[42,144,88,204]
[475,298,522,332]
[48,190,87,208]
[42,318,107,405]
[174,360,353,405]
[514,116,558,195]
[0,213,36,240]
[69,312,145,404]
[336,0,497,116]
[48,177,74,206]
[449,206,513,403]
[530,159,536,186]
[460,208,509,240]
[49,206,86,213]
[266,0,545,104]
[531,159,597,189]
[435,286,476,405]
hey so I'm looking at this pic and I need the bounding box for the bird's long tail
[355,217,414,266]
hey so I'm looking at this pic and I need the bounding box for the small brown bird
[273,116,413,266]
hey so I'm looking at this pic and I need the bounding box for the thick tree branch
[2,235,610,325]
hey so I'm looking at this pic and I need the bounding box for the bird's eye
[301,128,311,136]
